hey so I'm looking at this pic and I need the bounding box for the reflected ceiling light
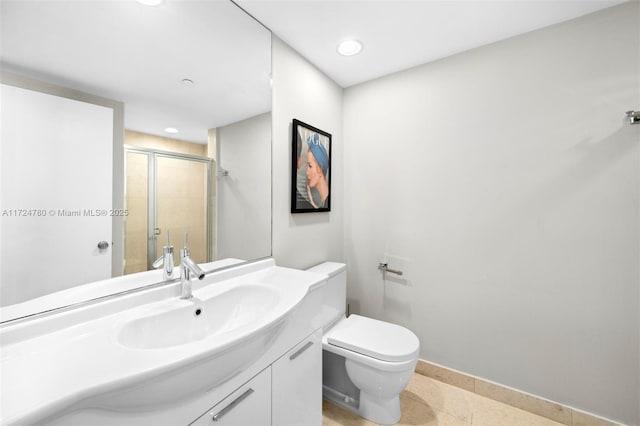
[164,127,179,134]
[337,39,363,56]
[135,0,164,6]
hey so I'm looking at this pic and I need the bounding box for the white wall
[343,3,638,425]
[217,112,272,260]
[271,36,344,269]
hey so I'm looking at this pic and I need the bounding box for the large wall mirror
[0,0,272,322]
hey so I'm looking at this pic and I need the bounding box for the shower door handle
[154,227,161,236]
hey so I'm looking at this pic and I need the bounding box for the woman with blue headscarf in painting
[305,133,329,208]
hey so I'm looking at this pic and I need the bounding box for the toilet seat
[325,314,419,363]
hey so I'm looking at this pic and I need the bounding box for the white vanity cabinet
[189,367,271,426]
[272,328,323,426]
[189,328,323,426]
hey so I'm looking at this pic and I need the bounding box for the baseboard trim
[415,359,623,426]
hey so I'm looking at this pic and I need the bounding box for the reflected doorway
[124,146,213,275]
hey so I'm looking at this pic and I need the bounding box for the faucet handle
[152,255,164,269]
[181,231,191,259]
[153,245,172,268]
[155,230,174,267]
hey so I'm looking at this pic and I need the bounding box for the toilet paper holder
[378,262,403,276]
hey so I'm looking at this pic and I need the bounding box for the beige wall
[125,130,207,156]
[124,151,148,274]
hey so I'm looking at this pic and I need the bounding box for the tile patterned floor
[322,373,564,426]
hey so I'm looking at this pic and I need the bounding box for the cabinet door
[190,367,271,426]
[272,329,322,426]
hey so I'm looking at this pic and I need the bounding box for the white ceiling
[1,0,625,144]
[0,0,271,144]
[238,0,626,88]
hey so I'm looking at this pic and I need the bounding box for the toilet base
[358,392,401,425]
[323,385,401,426]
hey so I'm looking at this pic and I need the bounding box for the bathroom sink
[118,284,281,350]
[0,258,325,424]
[101,277,308,409]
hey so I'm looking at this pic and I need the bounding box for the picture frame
[291,119,332,213]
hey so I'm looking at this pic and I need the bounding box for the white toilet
[307,262,419,425]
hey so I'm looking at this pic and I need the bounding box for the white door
[0,84,113,306]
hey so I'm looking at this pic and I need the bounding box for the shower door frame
[124,145,213,270]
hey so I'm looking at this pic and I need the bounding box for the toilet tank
[306,262,347,331]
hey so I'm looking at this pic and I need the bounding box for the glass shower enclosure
[124,146,213,275]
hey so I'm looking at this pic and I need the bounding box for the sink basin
[118,284,280,349]
[103,277,307,410]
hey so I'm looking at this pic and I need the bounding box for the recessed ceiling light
[135,0,164,6]
[164,127,179,134]
[337,39,363,56]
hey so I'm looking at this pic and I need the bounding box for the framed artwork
[291,119,332,213]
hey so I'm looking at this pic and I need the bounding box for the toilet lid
[326,315,419,362]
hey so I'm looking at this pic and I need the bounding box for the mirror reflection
[0,0,272,321]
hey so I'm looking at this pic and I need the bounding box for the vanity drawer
[189,366,271,426]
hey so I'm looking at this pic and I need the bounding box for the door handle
[97,241,109,250]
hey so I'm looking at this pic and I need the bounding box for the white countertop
[0,259,326,424]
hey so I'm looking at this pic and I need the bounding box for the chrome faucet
[152,230,174,281]
[179,232,205,299]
